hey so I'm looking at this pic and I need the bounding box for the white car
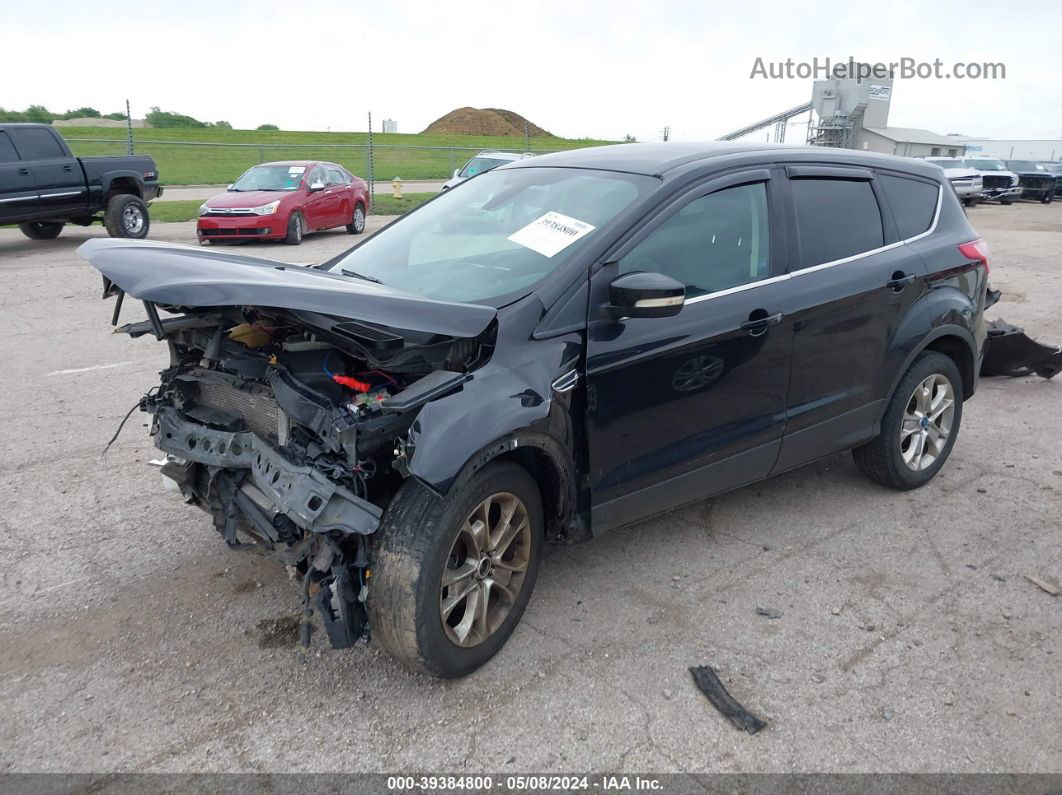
[960,157,1022,204]
[924,158,984,207]
[441,151,535,190]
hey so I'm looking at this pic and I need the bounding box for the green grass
[149,193,435,223]
[59,127,618,186]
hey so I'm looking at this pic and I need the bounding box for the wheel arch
[103,173,144,201]
[880,325,977,430]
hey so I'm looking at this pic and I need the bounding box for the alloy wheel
[354,206,366,232]
[440,492,532,648]
[900,373,955,471]
[123,205,145,235]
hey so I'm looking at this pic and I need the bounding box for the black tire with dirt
[18,222,64,240]
[104,194,150,239]
[284,211,304,245]
[369,461,543,678]
[346,201,366,234]
[852,351,963,490]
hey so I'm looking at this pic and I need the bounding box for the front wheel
[18,221,64,240]
[1042,192,1054,204]
[852,351,963,490]
[104,194,150,238]
[1000,198,1013,205]
[284,211,304,245]
[369,461,543,678]
[346,202,366,234]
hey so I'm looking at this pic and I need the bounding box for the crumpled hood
[77,238,497,338]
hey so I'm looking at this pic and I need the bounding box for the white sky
[3,0,1060,142]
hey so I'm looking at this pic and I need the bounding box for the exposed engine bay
[121,303,492,649]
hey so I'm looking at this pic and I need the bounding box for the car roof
[258,160,322,168]
[506,141,944,179]
[475,151,533,160]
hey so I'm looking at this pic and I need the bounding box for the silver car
[924,158,984,207]
[441,151,535,191]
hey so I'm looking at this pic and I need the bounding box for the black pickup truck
[0,123,162,240]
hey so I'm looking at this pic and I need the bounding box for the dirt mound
[422,107,553,137]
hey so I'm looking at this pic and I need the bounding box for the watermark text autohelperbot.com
[750,57,1006,81]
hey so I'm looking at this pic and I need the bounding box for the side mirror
[608,271,685,318]
[309,181,325,192]
[453,169,460,179]
[226,184,234,190]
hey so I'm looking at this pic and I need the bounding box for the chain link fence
[65,137,562,186]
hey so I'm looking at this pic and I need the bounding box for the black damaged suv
[83,142,988,678]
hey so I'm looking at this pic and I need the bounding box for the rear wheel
[104,194,149,238]
[853,351,963,490]
[284,211,304,245]
[369,461,543,678]
[346,202,366,234]
[18,221,63,240]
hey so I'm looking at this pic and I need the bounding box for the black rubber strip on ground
[689,665,767,735]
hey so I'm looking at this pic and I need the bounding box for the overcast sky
[4,0,1060,142]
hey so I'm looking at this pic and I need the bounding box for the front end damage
[82,239,497,648]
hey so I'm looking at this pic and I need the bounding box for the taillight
[958,238,990,275]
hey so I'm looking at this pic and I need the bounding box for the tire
[18,221,63,240]
[1000,198,1013,205]
[104,194,149,239]
[369,461,544,678]
[284,211,304,245]
[346,202,366,234]
[852,351,963,490]
[1042,192,1054,204]
[962,197,978,208]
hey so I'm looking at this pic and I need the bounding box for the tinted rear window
[0,132,18,163]
[11,128,66,159]
[878,174,939,239]
[791,178,884,268]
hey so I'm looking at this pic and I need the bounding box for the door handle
[63,165,73,172]
[18,167,29,175]
[886,272,916,292]
[740,311,783,336]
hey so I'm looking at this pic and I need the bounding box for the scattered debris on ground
[1024,574,1061,597]
[981,319,1062,379]
[755,607,783,619]
[689,665,768,735]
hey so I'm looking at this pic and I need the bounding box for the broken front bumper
[155,407,382,537]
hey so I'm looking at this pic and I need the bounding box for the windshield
[329,167,657,304]
[964,159,1006,171]
[458,156,510,179]
[1006,161,1047,172]
[927,158,963,168]
[230,164,306,192]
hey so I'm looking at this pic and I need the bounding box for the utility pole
[125,99,134,155]
[661,126,670,142]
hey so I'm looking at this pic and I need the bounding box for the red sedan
[197,161,370,245]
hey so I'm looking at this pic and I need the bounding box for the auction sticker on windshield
[508,211,596,258]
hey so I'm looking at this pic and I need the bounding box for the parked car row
[924,156,1058,205]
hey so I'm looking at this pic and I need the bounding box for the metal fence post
[125,99,134,155]
[367,112,375,203]
[258,147,265,163]
[448,148,454,176]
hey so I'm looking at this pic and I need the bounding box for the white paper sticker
[288,166,306,175]
[507,211,596,258]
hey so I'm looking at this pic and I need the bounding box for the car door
[771,166,936,472]
[585,171,794,534]
[301,165,332,229]
[326,166,353,226]
[9,126,87,218]
[0,130,43,222]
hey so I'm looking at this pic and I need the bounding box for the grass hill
[422,107,552,137]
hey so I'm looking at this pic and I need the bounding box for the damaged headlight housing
[252,200,281,216]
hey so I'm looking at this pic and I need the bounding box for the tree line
[0,105,279,130]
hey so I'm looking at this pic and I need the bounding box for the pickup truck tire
[104,194,150,239]
[852,351,963,491]
[18,222,64,240]
[284,211,304,245]
[368,461,543,678]
[1042,192,1054,204]
[1000,198,1013,206]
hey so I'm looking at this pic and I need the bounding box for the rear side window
[10,128,66,159]
[791,178,884,268]
[878,174,939,239]
[0,132,18,162]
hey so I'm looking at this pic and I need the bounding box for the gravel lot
[0,205,1059,774]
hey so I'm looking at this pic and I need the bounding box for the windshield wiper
[341,269,384,284]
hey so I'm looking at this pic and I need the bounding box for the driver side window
[307,166,325,187]
[619,182,771,298]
